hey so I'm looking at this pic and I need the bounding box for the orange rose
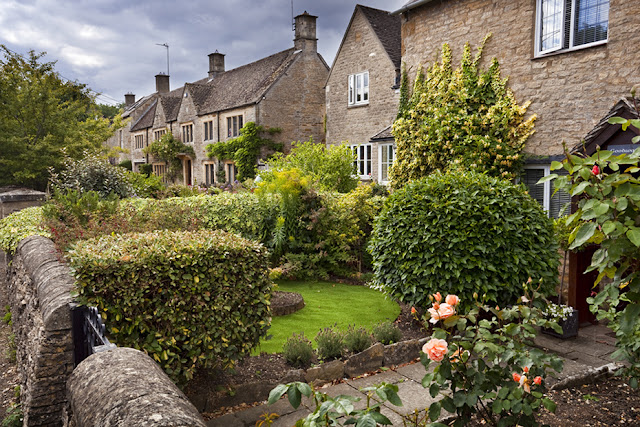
[445,294,460,306]
[523,366,529,373]
[428,303,456,324]
[433,292,442,303]
[423,338,448,362]
[411,307,417,315]
[533,376,542,385]
[512,372,521,383]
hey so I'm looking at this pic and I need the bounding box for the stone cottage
[325,5,401,184]
[392,0,640,216]
[108,12,329,185]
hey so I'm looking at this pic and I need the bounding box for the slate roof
[370,125,394,141]
[160,88,183,122]
[358,5,402,69]
[130,100,157,132]
[196,48,300,115]
[572,97,640,155]
[122,94,154,118]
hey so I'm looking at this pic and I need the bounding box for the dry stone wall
[6,236,75,426]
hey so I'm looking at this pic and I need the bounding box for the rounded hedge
[369,171,559,310]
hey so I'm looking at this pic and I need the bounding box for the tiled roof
[572,97,640,154]
[197,48,299,115]
[160,89,183,122]
[130,100,157,131]
[122,94,154,118]
[370,125,394,141]
[358,5,401,69]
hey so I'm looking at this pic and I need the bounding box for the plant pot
[542,309,579,339]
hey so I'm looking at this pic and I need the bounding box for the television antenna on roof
[291,0,295,31]
[156,43,169,76]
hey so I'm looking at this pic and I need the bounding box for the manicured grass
[255,280,400,354]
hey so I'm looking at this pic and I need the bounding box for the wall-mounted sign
[608,144,639,155]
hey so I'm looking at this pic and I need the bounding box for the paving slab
[345,369,404,389]
[320,382,369,411]
[395,361,429,383]
[271,407,312,426]
[381,379,436,416]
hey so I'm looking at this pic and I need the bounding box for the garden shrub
[369,170,559,311]
[262,139,358,193]
[49,152,132,198]
[282,333,314,368]
[391,35,535,188]
[315,325,344,361]
[344,325,372,354]
[372,321,402,345]
[0,206,49,254]
[126,171,164,199]
[68,229,272,384]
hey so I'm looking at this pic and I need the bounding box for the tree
[390,35,535,188]
[262,140,358,193]
[0,45,122,190]
[206,122,282,181]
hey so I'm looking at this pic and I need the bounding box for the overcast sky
[0,0,407,106]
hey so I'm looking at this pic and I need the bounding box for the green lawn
[255,280,400,354]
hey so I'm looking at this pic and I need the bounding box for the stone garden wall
[5,236,205,426]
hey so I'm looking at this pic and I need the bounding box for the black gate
[71,306,116,366]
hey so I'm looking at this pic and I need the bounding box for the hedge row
[0,206,50,254]
[68,229,272,384]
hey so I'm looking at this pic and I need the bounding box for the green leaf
[441,396,456,413]
[619,304,640,334]
[288,386,302,409]
[626,227,640,247]
[429,401,442,421]
[569,222,597,250]
[268,384,288,405]
[453,391,467,407]
[571,181,590,196]
[429,383,440,398]
[537,174,557,184]
[608,116,628,125]
[542,398,557,413]
[550,161,564,171]
[369,412,392,425]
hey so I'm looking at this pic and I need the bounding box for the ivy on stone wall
[206,122,282,181]
[144,132,194,181]
[390,34,536,188]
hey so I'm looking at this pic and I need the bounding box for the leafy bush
[1,403,23,427]
[126,171,164,198]
[344,325,372,354]
[282,333,314,368]
[262,140,358,193]
[315,325,344,361]
[68,229,272,384]
[118,159,132,170]
[49,152,132,198]
[372,321,402,345]
[391,34,534,188]
[0,206,50,254]
[144,132,194,181]
[369,170,559,311]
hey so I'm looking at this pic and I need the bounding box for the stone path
[206,324,619,426]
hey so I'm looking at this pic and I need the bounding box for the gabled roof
[122,94,154,118]
[370,125,394,141]
[197,48,300,115]
[358,5,401,69]
[572,97,640,156]
[160,88,183,123]
[130,100,157,132]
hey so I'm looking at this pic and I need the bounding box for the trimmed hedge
[369,171,559,311]
[0,206,49,254]
[68,229,272,384]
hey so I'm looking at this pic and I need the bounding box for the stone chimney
[155,73,170,93]
[124,93,135,107]
[294,11,318,52]
[208,51,225,79]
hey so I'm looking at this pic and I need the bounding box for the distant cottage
[106,12,329,185]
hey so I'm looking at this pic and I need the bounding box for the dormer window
[348,71,369,106]
[535,0,609,56]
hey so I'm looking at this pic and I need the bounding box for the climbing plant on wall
[206,122,282,181]
[390,34,536,188]
[144,132,194,181]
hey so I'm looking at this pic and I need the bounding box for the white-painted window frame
[378,143,395,185]
[348,71,369,106]
[351,143,372,179]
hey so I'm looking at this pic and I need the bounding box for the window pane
[356,75,362,102]
[523,169,546,206]
[574,0,609,46]
[540,0,564,52]
[363,73,369,101]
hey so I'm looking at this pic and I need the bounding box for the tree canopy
[0,45,122,190]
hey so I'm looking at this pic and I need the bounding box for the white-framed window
[351,144,372,179]
[153,129,166,141]
[348,71,369,106]
[134,134,144,149]
[378,143,395,184]
[522,165,571,218]
[227,115,243,138]
[181,123,193,143]
[535,0,609,56]
[152,163,168,184]
[204,120,214,141]
[204,162,216,185]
